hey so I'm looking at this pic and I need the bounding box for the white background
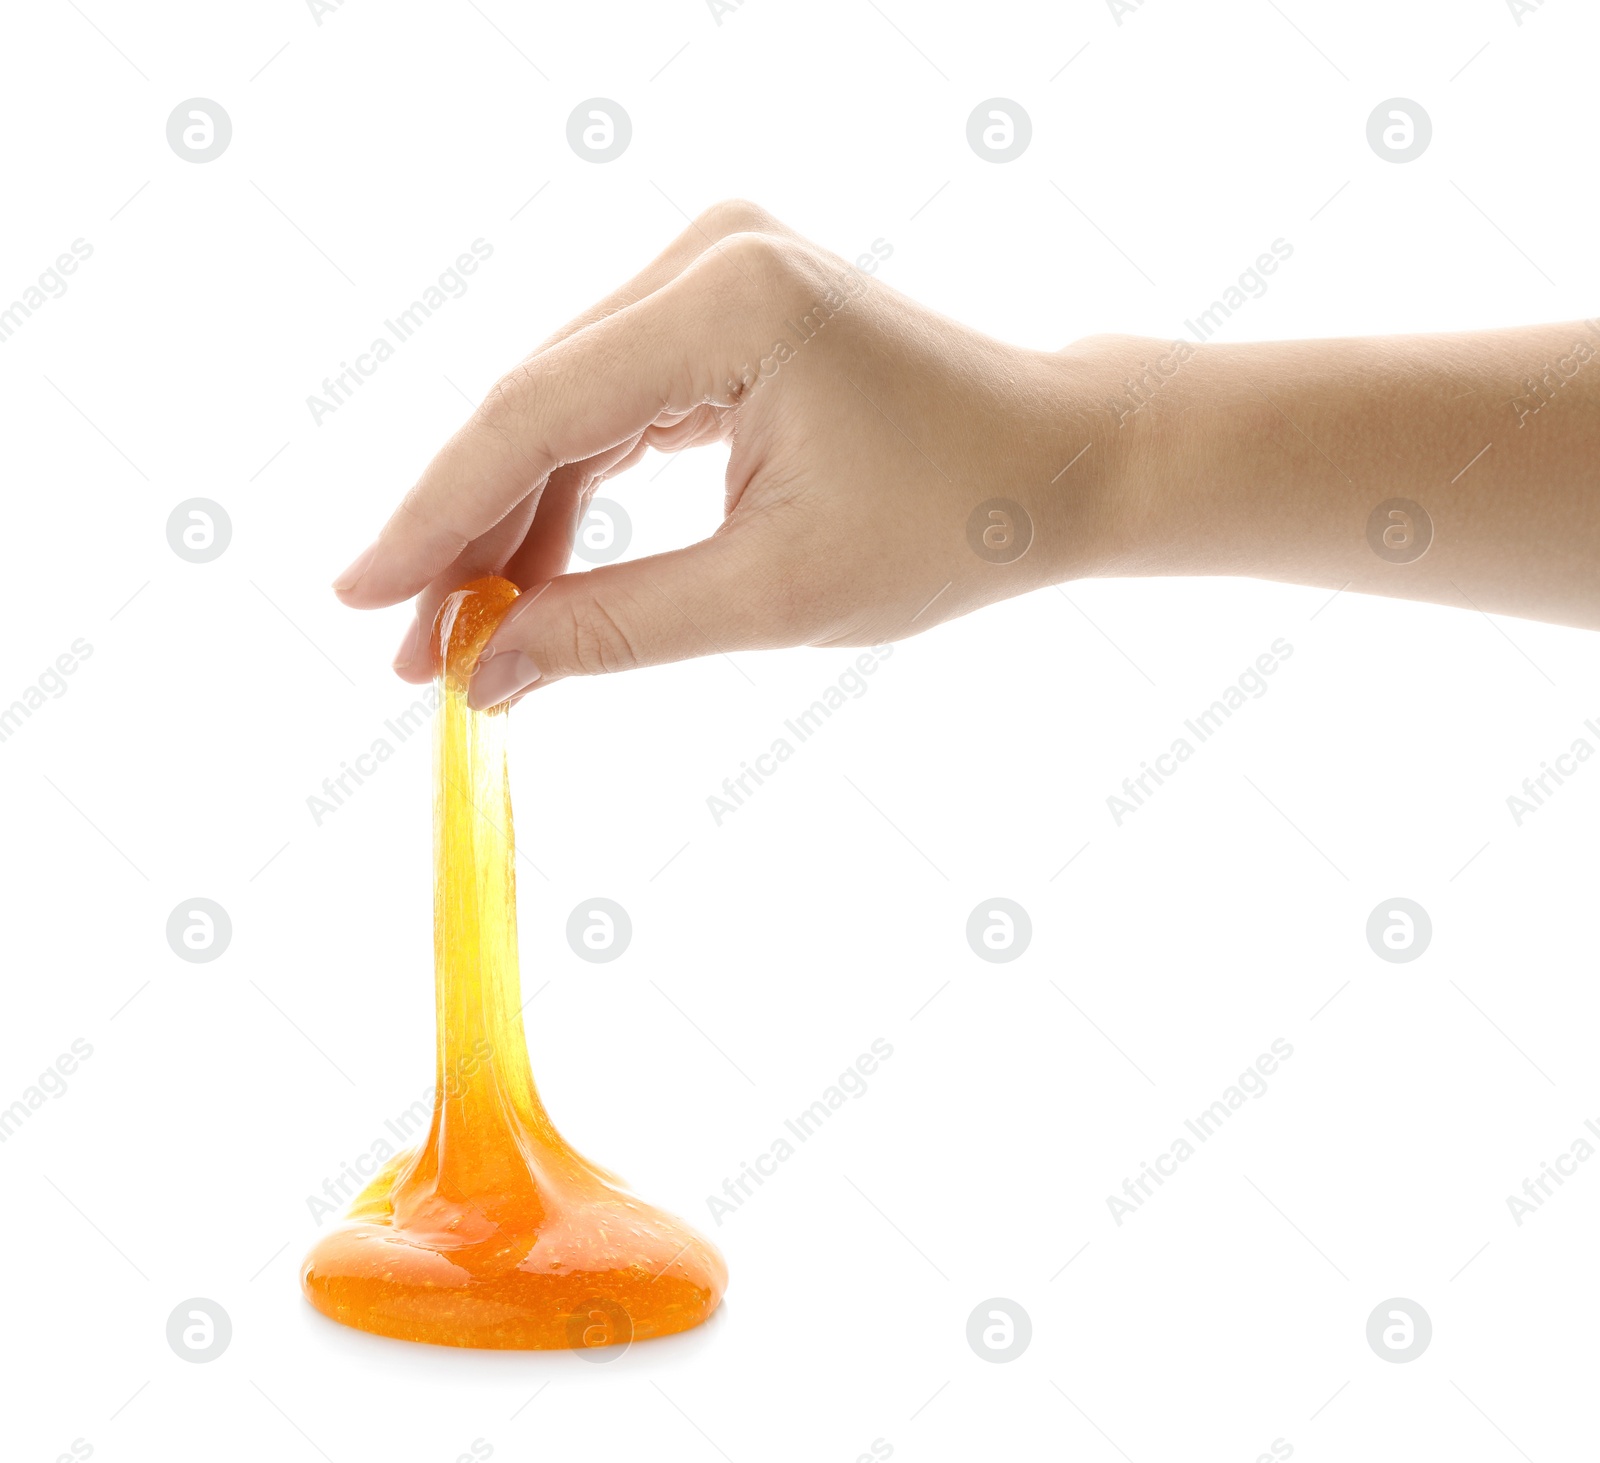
[2,1,1597,1460]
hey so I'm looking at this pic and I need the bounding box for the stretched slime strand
[301,576,726,1349]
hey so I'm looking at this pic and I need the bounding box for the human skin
[331,200,1600,704]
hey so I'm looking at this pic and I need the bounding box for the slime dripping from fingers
[300,576,726,1349]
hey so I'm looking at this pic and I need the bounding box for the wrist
[1017,336,1153,583]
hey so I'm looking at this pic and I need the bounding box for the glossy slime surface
[301,576,726,1349]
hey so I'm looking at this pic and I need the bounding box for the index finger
[333,233,788,610]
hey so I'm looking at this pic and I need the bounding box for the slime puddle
[301,575,726,1349]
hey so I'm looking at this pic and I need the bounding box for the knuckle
[719,230,796,279]
[715,231,810,311]
[563,598,642,676]
[393,494,470,560]
[476,366,531,429]
[696,198,777,239]
[472,365,556,474]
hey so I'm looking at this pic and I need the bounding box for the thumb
[467,532,784,708]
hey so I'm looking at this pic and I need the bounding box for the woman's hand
[331,200,1115,707]
[334,199,1600,706]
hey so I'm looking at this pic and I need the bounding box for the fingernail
[470,651,541,710]
[393,618,420,671]
[333,542,378,595]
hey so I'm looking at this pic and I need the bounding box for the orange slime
[301,576,726,1349]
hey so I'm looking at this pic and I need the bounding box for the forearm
[339,197,1600,696]
[1070,322,1600,627]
